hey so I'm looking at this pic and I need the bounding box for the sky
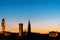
[0,0,60,34]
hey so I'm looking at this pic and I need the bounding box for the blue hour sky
[0,0,60,33]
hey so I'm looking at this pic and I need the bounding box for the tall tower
[1,18,6,33]
[28,20,31,35]
[19,23,23,37]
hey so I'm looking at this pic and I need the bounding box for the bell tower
[1,18,6,33]
[19,23,23,37]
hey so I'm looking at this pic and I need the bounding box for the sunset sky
[0,0,60,34]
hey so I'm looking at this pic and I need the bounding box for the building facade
[49,31,58,37]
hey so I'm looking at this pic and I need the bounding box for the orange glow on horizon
[0,20,60,34]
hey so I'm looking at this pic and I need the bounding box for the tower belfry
[1,18,6,33]
[28,20,31,34]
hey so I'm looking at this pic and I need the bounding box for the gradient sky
[0,0,60,34]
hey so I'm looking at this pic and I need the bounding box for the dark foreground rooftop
[0,31,60,40]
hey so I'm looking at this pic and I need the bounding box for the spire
[28,20,31,34]
[2,18,5,22]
